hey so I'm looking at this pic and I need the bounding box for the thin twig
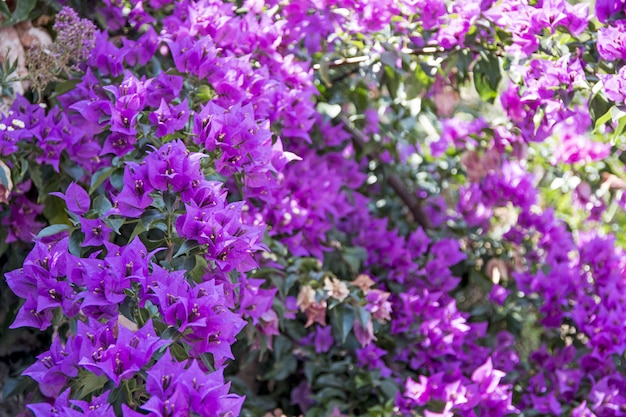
[312,46,448,71]
[312,55,370,70]
[339,116,432,229]
[313,44,504,71]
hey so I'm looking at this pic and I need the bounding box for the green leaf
[143,300,159,318]
[110,168,125,190]
[472,52,501,104]
[170,342,188,361]
[37,224,70,238]
[589,93,612,127]
[264,355,297,381]
[332,306,354,344]
[0,2,11,18]
[90,167,114,194]
[17,157,28,179]
[354,305,371,328]
[105,218,125,235]
[51,306,65,326]
[316,387,347,401]
[43,195,72,225]
[2,0,37,26]
[2,377,34,401]
[594,106,613,131]
[92,195,113,216]
[343,246,367,273]
[53,79,81,97]
[69,229,84,256]
[189,255,208,282]
[304,360,317,382]
[0,164,9,189]
[315,374,344,389]
[141,209,166,228]
[404,64,431,100]
[317,55,333,87]
[163,190,177,212]
[381,66,400,101]
[378,380,399,399]
[174,239,200,258]
[128,220,146,242]
[76,372,108,398]
[612,113,626,145]
[183,255,196,272]
[29,164,44,197]
[196,84,214,103]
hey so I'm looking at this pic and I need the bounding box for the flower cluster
[3,0,626,416]
[27,6,96,94]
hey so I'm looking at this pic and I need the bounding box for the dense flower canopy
[1,0,626,416]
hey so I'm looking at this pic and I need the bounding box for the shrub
[1,1,626,416]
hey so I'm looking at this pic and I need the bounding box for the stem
[165,211,174,263]
[124,380,135,407]
[312,46,449,71]
[313,44,504,71]
[339,116,432,230]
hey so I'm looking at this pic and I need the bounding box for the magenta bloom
[149,99,189,137]
[143,351,244,417]
[597,22,626,60]
[51,182,90,215]
[79,319,168,387]
[596,0,624,23]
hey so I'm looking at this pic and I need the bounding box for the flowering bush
[2,0,626,416]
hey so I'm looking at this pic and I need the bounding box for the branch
[312,46,447,71]
[312,45,504,71]
[339,116,432,230]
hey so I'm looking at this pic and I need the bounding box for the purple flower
[312,325,334,353]
[78,237,154,311]
[2,192,45,244]
[145,350,183,399]
[365,290,392,322]
[69,390,115,416]
[114,162,154,217]
[489,284,510,305]
[102,132,137,157]
[149,99,189,137]
[471,358,505,395]
[53,7,97,62]
[356,344,391,377]
[143,140,205,193]
[102,71,147,138]
[291,380,315,413]
[50,182,90,215]
[145,73,184,108]
[128,2,156,29]
[79,319,168,387]
[353,318,376,347]
[28,390,72,417]
[144,351,244,417]
[572,401,595,417]
[9,294,53,330]
[6,237,74,328]
[187,283,246,362]
[534,0,588,36]
[79,217,112,246]
[403,375,432,406]
[89,31,126,77]
[239,278,277,325]
[176,200,266,273]
[597,22,626,60]
[165,35,218,79]
[596,0,624,23]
